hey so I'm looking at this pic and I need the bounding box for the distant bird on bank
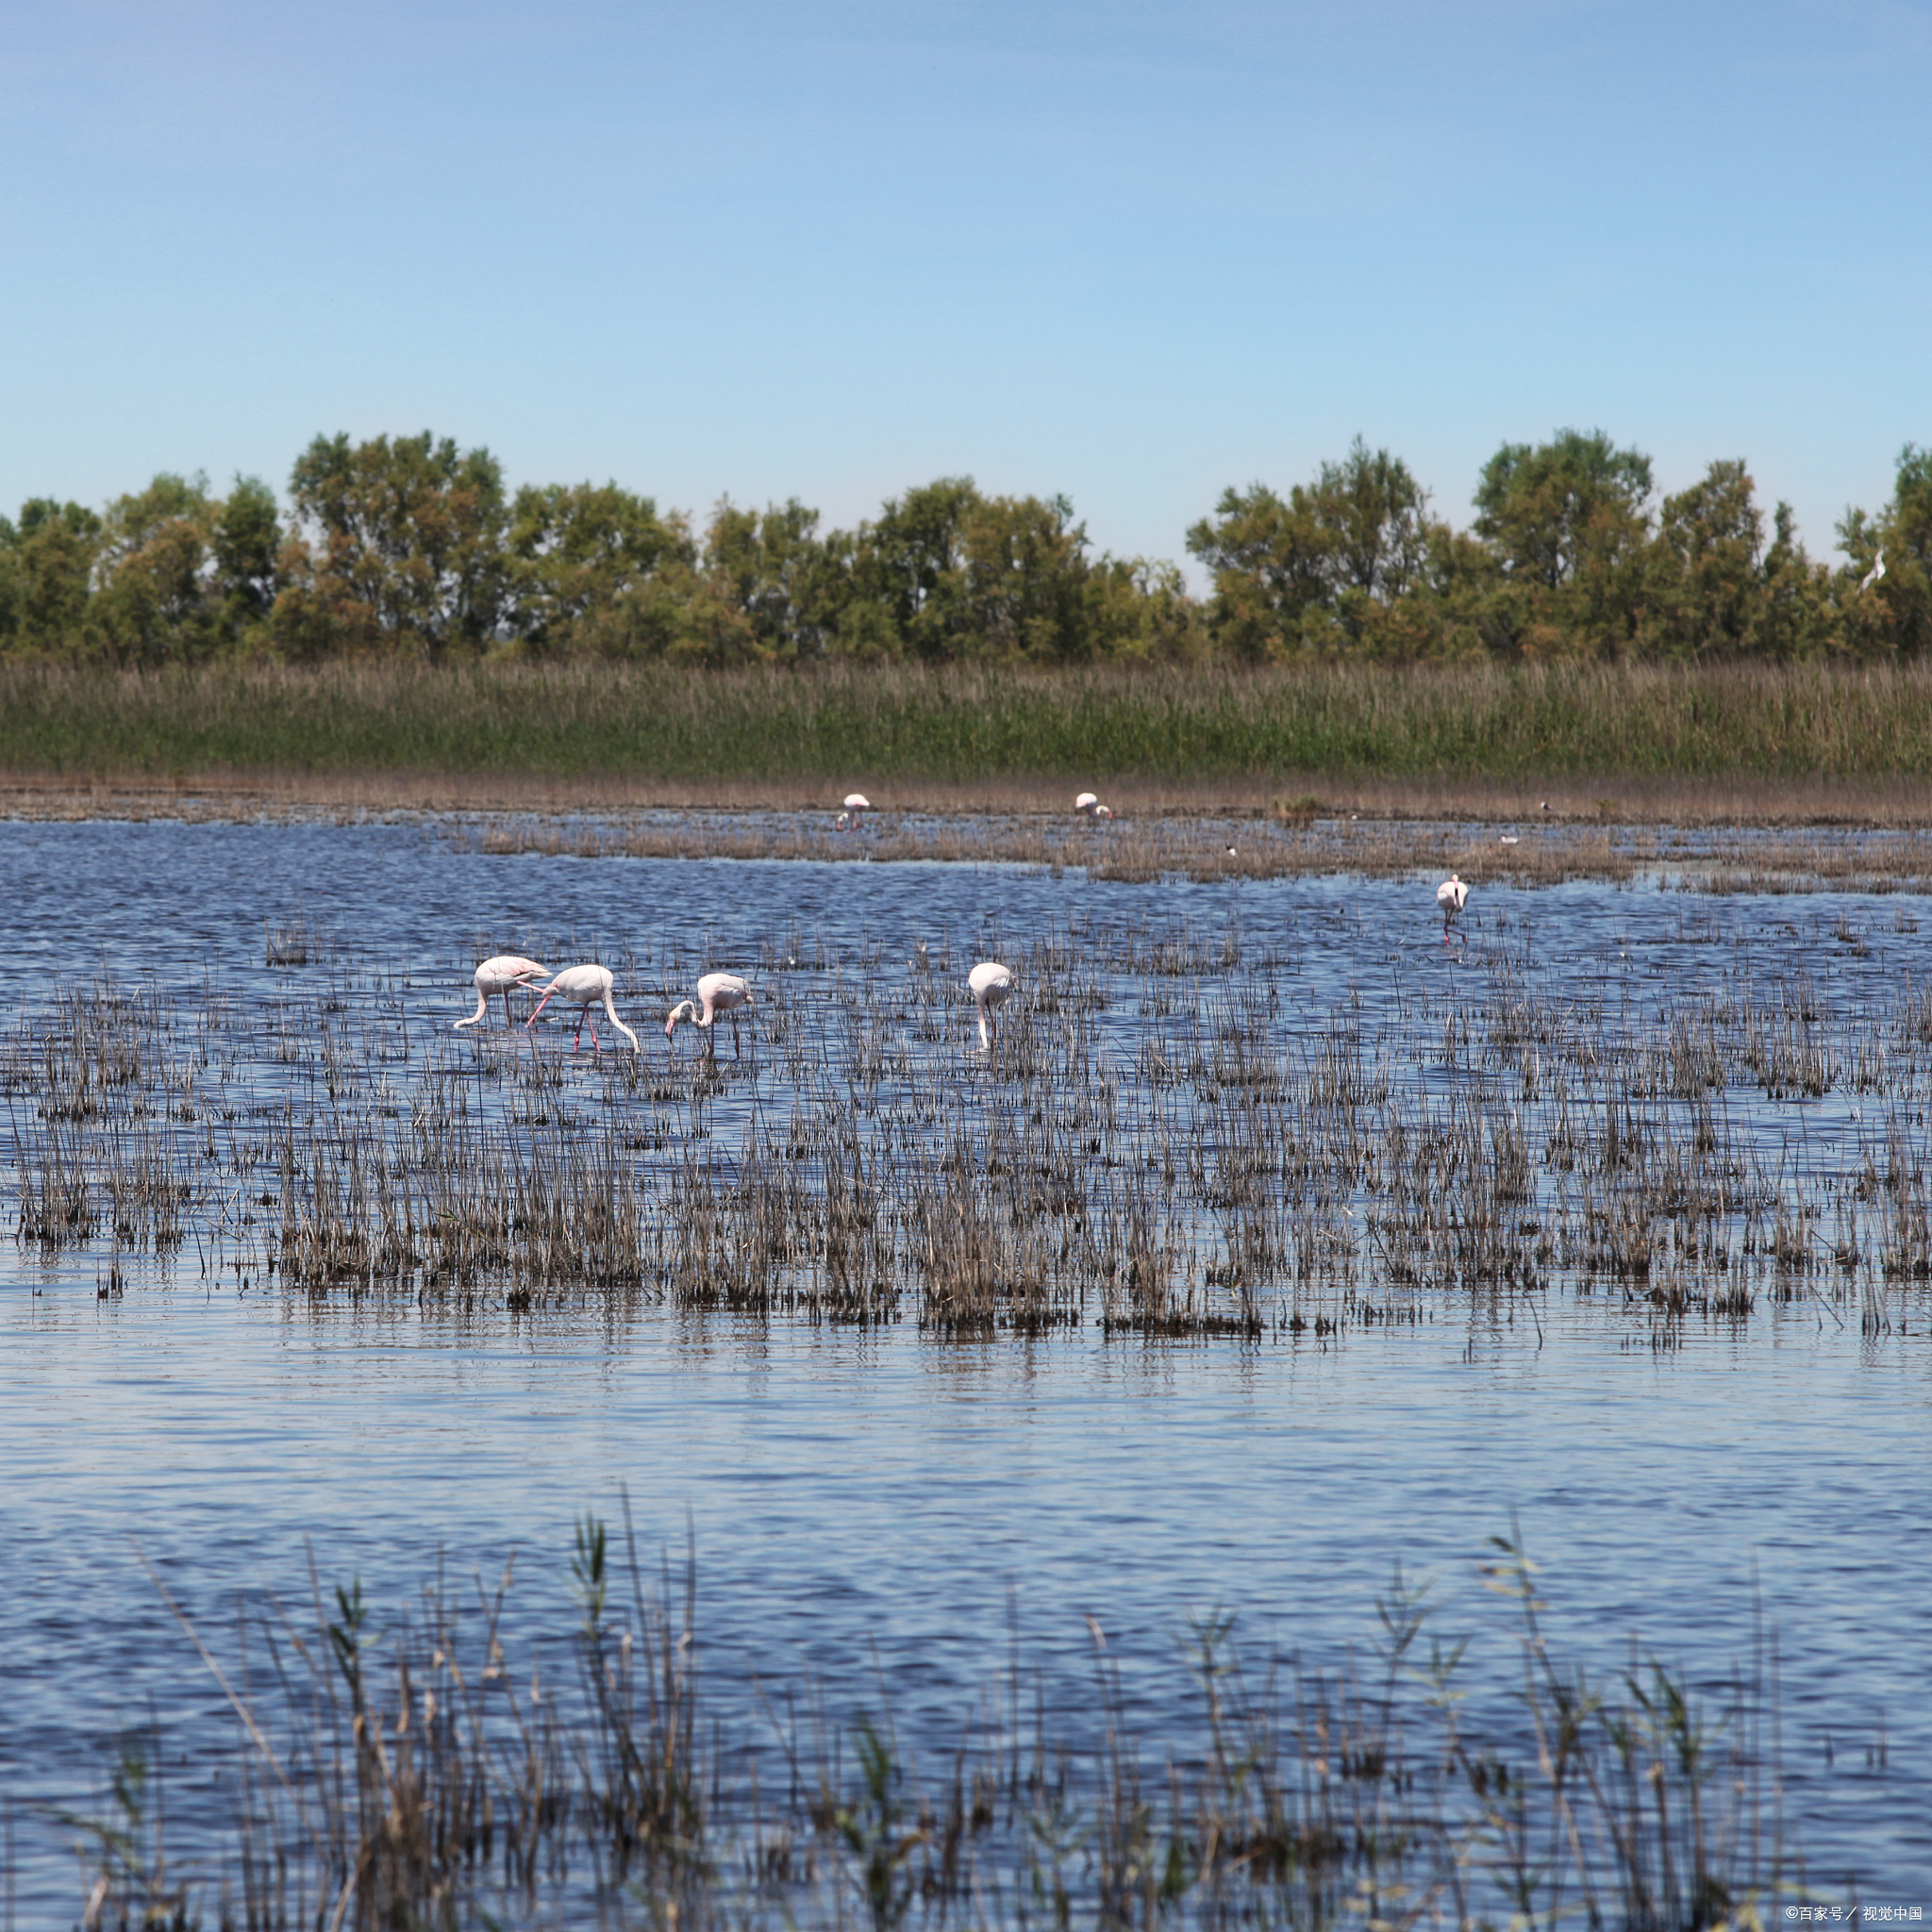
[524,964,640,1052]
[1074,792,1113,819]
[836,792,871,832]
[455,955,549,1030]
[1861,548,1887,594]
[1540,801,1552,814]
[666,972,753,1058]
[1438,874,1469,938]
[968,960,1013,1051]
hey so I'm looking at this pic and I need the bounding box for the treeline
[0,428,1924,666]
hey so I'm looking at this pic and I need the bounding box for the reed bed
[13,658,1932,795]
[8,901,1932,1345]
[52,1519,1790,1931]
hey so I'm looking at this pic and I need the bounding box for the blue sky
[2,0,1926,569]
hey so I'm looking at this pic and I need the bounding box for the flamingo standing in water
[836,792,871,832]
[455,955,550,1030]
[968,960,1013,1050]
[666,973,753,1058]
[1074,793,1113,820]
[1437,874,1469,940]
[524,964,640,1052]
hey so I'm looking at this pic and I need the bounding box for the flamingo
[455,955,549,1030]
[524,964,640,1052]
[837,792,871,832]
[1437,873,1469,938]
[1861,548,1887,593]
[665,972,753,1058]
[968,960,1013,1051]
[1073,792,1112,819]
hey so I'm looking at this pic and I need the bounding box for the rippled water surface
[1,818,1927,1917]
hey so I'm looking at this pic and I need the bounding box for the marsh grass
[49,1521,1792,1931]
[8,902,1932,1346]
[11,658,1932,808]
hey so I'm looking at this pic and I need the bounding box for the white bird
[1861,548,1886,593]
[1500,835,1520,846]
[968,960,1013,1051]
[524,964,640,1052]
[837,792,871,832]
[1073,792,1112,819]
[1437,873,1469,937]
[455,955,549,1030]
[665,972,753,1058]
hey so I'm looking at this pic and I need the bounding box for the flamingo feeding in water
[666,973,753,1057]
[524,964,640,1052]
[1074,793,1113,819]
[968,960,1013,1050]
[455,956,550,1030]
[836,792,871,832]
[1437,874,1469,939]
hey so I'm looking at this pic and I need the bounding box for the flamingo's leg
[587,1009,601,1050]
[732,1012,741,1058]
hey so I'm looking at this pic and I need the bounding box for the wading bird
[1437,874,1469,938]
[1861,548,1887,593]
[524,964,640,1052]
[455,956,550,1030]
[1074,792,1113,819]
[969,960,1013,1051]
[666,972,752,1058]
[836,792,871,832]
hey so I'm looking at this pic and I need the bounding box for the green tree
[1187,441,1437,656]
[0,499,102,654]
[1840,444,1932,657]
[703,497,839,658]
[507,481,693,653]
[1641,459,1766,658]
[92,473,221,663]
[275,431,508,658]
[1473,428,1654,657]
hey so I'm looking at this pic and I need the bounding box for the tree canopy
[1,428,1924,664]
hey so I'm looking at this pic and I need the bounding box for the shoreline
[4,766,1931,828]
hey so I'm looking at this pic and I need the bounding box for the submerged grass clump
[52,1520,1793,1931]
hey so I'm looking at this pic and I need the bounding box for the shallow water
[1,818,1927,1918]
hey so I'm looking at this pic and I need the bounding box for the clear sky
[2,0,1926,569]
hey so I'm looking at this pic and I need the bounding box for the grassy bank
[7,658,1932,800]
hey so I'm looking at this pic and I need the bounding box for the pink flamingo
[968,960,1013,1050]
[666,972,753,1057]
[455,955,550,1030]
[836,792,871,832]
[1437,874,1469,940]
[524,964,640,1052]
[1074,792,1113,819]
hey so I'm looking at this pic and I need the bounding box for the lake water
[0,817,1926,1922]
